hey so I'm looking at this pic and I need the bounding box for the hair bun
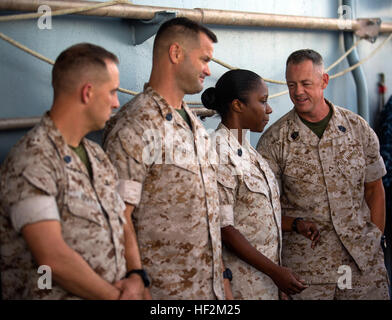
[201,87,217,110]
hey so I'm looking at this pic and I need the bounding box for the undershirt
[176,108,192,128]
[69,143,93,178]
[299,106,333,139]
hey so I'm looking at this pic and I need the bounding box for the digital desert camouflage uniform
[213,123,282,300]
[103,86,225,300]
[257,99,390,299]
[0,113,127,299]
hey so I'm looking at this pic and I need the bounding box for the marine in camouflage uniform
[0,113,127,299]
[103,86,225,300]
[214,123,282,299]
[257,100,390,299]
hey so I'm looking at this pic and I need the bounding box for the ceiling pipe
[1,0,390,130]
[0,108,216,131]
[342,0,369,122]
[1,0,392,33]
[0,117,42,131]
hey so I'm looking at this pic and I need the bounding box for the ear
[231,99,245,113]
[81,83,93,104]
[321,73,329,89]
[168,42,183,64]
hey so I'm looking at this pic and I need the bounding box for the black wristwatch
[125,269,150,287]
[292,217,304,234]
[223,268,233,282]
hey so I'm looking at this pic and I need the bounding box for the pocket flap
[67,194,106,227]
[243,174,269,195]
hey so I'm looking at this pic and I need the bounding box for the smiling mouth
[295,97,308,103]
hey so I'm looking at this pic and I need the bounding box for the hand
[270,265,308,296]
[143,287,152,300]
[296,220,321,249]
[224,278,234,300]
[114,274,145,300]
[279,291,291,300]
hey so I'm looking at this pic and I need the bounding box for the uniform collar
[287,99,348,145]
[216,123,254,161]
[215,123,274,179]
[144,85,203,133]
[42,112,103,175]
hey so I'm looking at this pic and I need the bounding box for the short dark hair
[153,17,217,53]
[202,69,262,119]
[52,43,119,96]
[286,49,323,67]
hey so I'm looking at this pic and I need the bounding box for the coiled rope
[0,1,391,105]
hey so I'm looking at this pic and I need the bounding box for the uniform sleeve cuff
[220,205,234,228]
[117,179,142,206]
[10,195,60,233]
[365,157,387,183]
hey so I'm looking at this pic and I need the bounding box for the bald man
[103,18,230,300]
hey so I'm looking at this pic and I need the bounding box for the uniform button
[63,155,72,163]
[166,113,173,121]
[291,132,299,140]
[338,125,346,132]
[237,148,242,157]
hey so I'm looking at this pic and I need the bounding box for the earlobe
[231,99,244,113]
[322,73,329,89]
[81,83,92,104]
[168,43,182,64]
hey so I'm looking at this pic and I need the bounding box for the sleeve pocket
[23,165,58,196]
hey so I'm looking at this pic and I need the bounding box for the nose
[113,91,120,109]
[294,84,304,96]
[204,64,211,77]
[266,103,272,114]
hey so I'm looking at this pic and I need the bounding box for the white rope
[325,38,362,73]
[0,3,391,106]
[118,88,138,96]
[329,33,392,79]
[212,57,286,85]
[0,32,55,64]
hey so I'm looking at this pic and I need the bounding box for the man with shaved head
[0,43,147,299]
[103,17,231,299]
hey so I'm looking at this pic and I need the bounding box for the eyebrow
[287,79,312,83]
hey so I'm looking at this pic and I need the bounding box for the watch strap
[292,217,304,233]
[223,268,233,281]
[125,269,150,287]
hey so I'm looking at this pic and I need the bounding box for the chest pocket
[216,165,237,189]
[334,139,365,187]
[163,128,200,175]
[283,155,323,186]
[103,185,127,224]
[281,154,325,206]
[243,173,270,196]
[65,168,107,227]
